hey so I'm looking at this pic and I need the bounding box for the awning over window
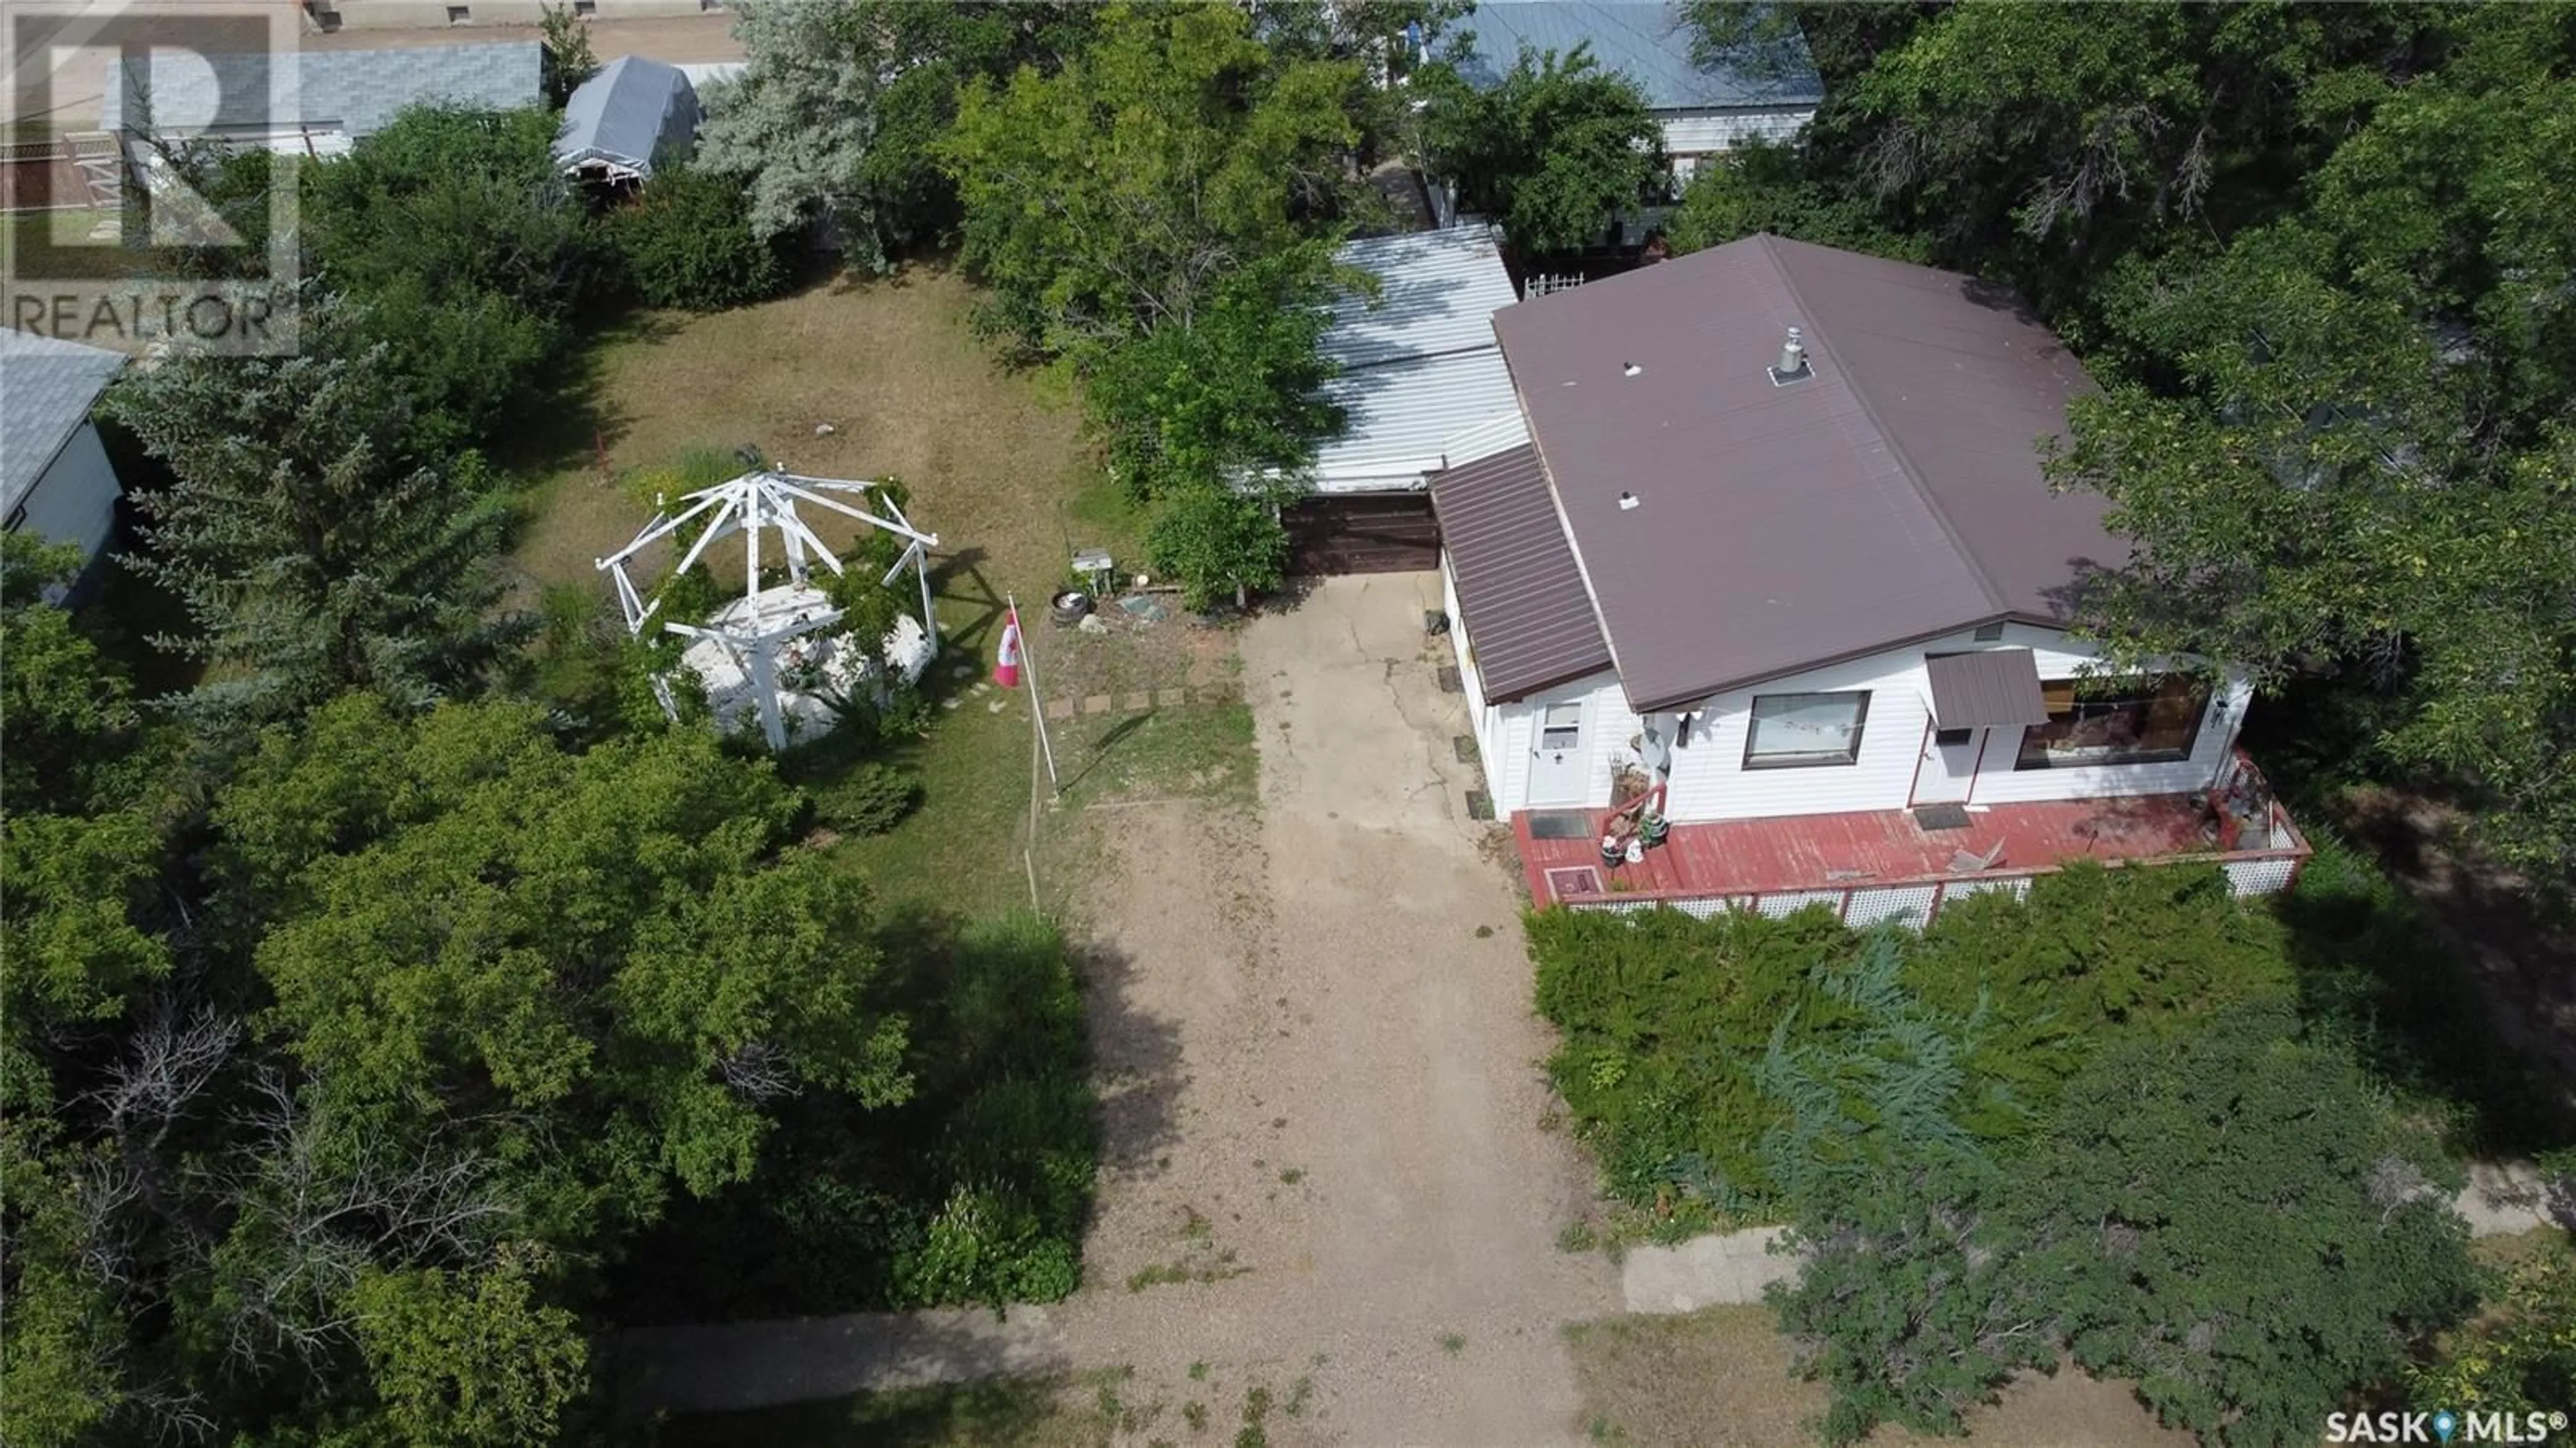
[1925,648,2051,728]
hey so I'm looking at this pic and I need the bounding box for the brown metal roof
[1429,444,1615,701]
[1491,234,2130,713]
[1925,649,2050,727]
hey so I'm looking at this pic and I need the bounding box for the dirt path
[617,574,1619,1442]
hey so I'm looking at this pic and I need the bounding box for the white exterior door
[1527,700,1590,806]
[1912,726,1982,805]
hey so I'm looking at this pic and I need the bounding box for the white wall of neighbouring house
[15,421,122,573]
[1660,107,1815,178]
[1651,623,2253,824]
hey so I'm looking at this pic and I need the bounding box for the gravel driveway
[1049,573,1620,1444]
[618,573,1619,1443]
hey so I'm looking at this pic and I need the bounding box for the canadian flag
[993,607,1024,688]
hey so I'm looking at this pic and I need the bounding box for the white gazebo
[596,467,941,750]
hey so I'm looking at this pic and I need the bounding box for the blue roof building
[1446,2,1821,170]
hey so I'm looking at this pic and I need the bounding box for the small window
[1540,702,1581,752]
[1973,622,2006,643]
[1934,727,1974,747]
[1743,691,1870,768]
[2016,674,2212,769]
[572,0,596,12]
[445,4,469,21]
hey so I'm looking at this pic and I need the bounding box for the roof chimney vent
[1769,326,1810,385]
[1617,490,1641,511]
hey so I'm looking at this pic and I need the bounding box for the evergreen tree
[105,301,527,733]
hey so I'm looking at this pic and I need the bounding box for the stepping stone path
[1038,685,1238,722]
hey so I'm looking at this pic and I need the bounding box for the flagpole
[1004,594,1061,794]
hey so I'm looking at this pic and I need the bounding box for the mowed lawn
[511,265,1247,916]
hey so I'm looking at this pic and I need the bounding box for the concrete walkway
[1615,1164,2570,1317]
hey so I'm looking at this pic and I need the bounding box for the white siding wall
[1442,557,1505,795]
[15,421,121,568]
[1650,623,2247,823]
[1468,620,2252,824]
[1488,669,1631,817]
[1662,107,1816,172]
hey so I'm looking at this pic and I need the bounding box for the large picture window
[2015,674,2212,769]
[1743,691,1870,768]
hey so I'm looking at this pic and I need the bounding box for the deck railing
[1560,800,2310,927]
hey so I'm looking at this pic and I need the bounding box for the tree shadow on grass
[1067,935,1186,1186]
[2274,830,2576,1159]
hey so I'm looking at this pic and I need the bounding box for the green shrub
[608,165,790,311]
[1909,861,2294,1121]
[816,762,922,836]
[1529,867,2298,1217]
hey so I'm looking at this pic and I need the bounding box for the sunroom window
[2015,674,2212,768]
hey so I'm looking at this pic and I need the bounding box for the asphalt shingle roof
[1,329,125,515]
[100,41,542,139]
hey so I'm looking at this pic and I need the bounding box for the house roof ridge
[1755,234,2013,617]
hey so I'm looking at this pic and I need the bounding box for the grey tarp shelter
[554,55,700,183]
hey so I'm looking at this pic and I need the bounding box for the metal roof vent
[1618,491,1641,511]
[1622,361,1642,377]
[1768,326,1811,386]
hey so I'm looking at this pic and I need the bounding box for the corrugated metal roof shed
[1493,234,2127,714]
[1311,227,1525,494]
[1925,649,2051,727]
[1313,350,1530,494]
[555,55,700,179]
[101,42,543,140]
[1326,229,1522,370]
[1449,1,1822,111]
[1431,444,1614,700]
[1,329,125,515]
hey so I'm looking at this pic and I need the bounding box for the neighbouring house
[554,55,701,185]
[1434,234,2306,919]
[1,327,129,594]
[1446,1,1823,185]
[101,41,543,158]
[1284,226,1528,574]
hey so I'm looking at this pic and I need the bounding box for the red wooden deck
[1515,792,2306,909]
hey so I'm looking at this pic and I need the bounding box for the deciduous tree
[698,0,1095,271]
[1418,43,1666,256]
[943,1,1370,354]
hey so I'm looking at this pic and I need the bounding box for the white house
[1446,1,1823,183]
[1,328,130,592]
[1433,236,2298,910]
[101,41,543,158]
[1283,226,1528,573]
